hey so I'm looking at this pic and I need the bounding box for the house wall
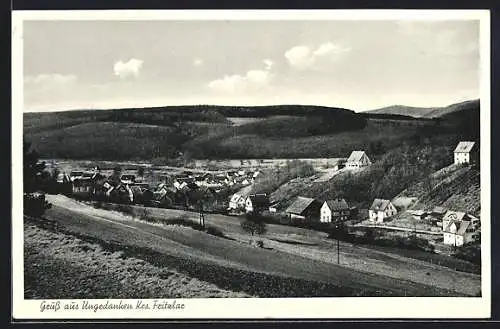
[245,199,253,213]
[443,233,464,246]
[454,152,470,165]
[320,203,332,223]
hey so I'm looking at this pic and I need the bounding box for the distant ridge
[366,99,479,119]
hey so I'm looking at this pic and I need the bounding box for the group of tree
[23,141,52,217]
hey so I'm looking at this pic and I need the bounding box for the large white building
[346,151,372,170]
[454,141,477,165]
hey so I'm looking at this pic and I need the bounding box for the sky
[22,19,480,112]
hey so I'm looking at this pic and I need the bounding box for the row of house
[284,196,357,224]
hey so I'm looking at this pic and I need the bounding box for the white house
[368,198,397,223]
[443,220,476,247]
[454,141,477,165]
[228,194,246,211]
[346,151,372,170]
[320,198,350,223]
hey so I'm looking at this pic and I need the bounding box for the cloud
[193,58,203,66]
[24,73,77,85]
[113,58,144,79]
[263,59,274,70]
[285,42,350,69]
[208,59,274,93]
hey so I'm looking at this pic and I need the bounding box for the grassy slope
[24,221,246,299]
[398,164,480,216]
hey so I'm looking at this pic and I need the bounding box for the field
[25,221,247,299]
[25,194,481,298]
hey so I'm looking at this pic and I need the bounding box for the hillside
[367,99,479,119]
[23,100,479,161]
[397,164,480,216]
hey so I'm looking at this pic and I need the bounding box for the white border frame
[12,9,491,320]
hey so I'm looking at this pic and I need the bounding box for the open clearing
[28,195,481,297]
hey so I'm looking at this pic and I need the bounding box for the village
[47,140,480,250]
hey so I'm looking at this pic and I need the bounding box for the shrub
[205,226,224,238]
[24,193,52,218]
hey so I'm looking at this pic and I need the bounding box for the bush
[255,240,264,248]
[454,244,481,265]
[24,193,52,218]
[205,226,224,238]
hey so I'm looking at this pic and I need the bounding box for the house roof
[369,198,391,211]
[454,141,476,153]
[286,197,318,215]
[444,220,471,235]
[325,198,349,211]
[248,194,269,206]
[347,151,367,163]
[443,210,467,223]
[432,206,448,214]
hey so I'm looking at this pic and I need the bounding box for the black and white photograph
[12,10,491,319]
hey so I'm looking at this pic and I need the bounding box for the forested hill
[366,99,479,119]
[23,100,479,161]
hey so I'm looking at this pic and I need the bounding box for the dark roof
[454,141,476,153]
[248,194,270,206]
[369,198,391,211]
[325,198,349,211]
[286,197,318,215]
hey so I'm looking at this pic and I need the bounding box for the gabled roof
[286,197,318,215]
[444,220,471,235]
[443,210,467,223]
[454,141,476,153]
[325,198,349,211]
[347,151,367,163]
[369,198,391,211]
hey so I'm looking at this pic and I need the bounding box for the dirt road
[40,195,479,296]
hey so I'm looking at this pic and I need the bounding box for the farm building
[454,141,477,165]
[431,206,448,219]
[408,210,427,220]
[368,198,397,223]
[285,196,322,221]
[71,177,94,198]
[320,198,350,223]
[69,170,84,182]
[443,220,476,247]
[346,151,372,170]
[245,194,270,213]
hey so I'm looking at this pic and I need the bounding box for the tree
[241,212,267,247]
[23,141,47,193]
